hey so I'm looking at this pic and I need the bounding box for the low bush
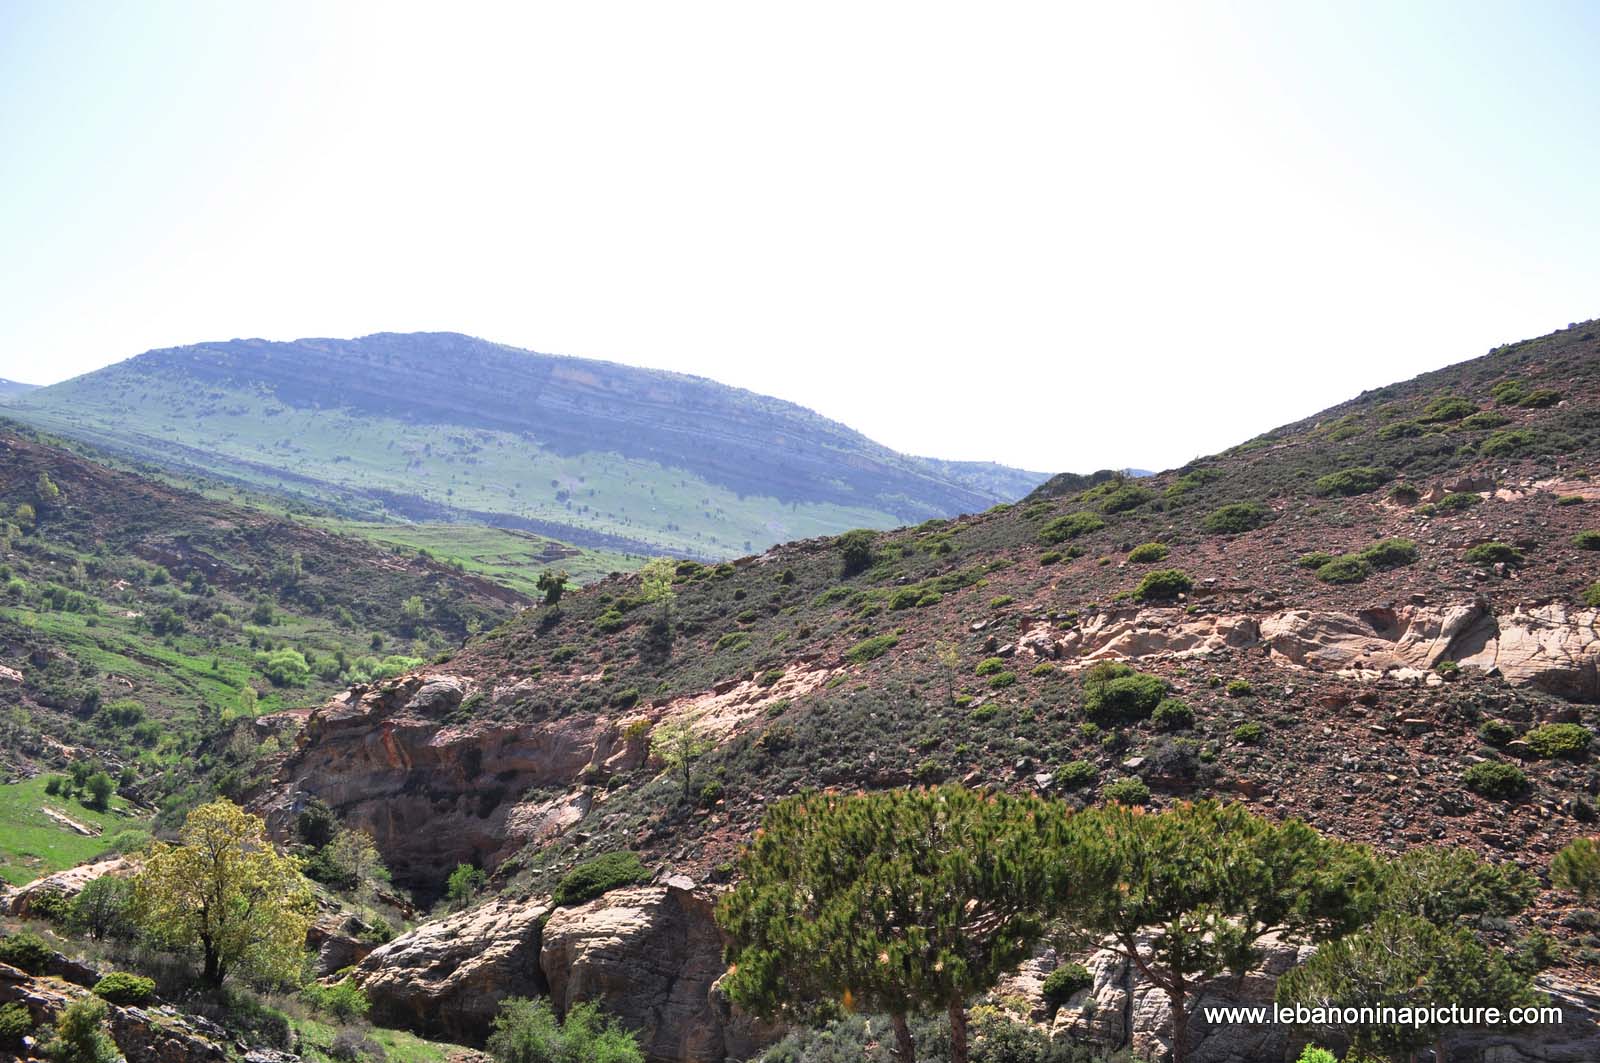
[1420,396,1476,422]
[1316,556,1371,584]
[1358,537,1419,569]
[1435,492,1481,512]
[1102,777,1151,805]
[1081,662,1166,724]
[837,529,876,577]
[1100,484,1154,514]
[1127,542,1169,564]
[1057,760,1098,789]
[1202,502,1272,534]
[1490,379,1529,404]
[1314,466,1389,497]
[1226,679,1254,697]
[1477,719,1516,747]
[0,931,52,973]
[714,632,751,652]
[1574,531,1600,551]
[1041,962,1093,1006]
[1132,569,1193,602]
[1517,387,1562,408]
[1460,411,1511,430]
[1479,429,1539,457]
[1232,721,1264,744]
[1295,551,1335,569]
[1039,512,1105,545]
[987,671,1017,689]
[1376,420,1424,440]
[1463,761,1528,800]
[552,851,649,907]
[1151,698,1194,731]
[1586,582,1600,608]
[0,1001,33,1047]
[92,972,155,1006]
[1524,723,1592,760]
[1388,484,1421,505]
[1465,542,1524,566]
[1552,838,1600,902]
[975,657,1007,676]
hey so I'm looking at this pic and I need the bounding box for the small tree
[328,828,389,896]
[1552,837,1600,902]
[651,722,713,803]
[837,529,876,578]
[45,996,116,1063]
[934,642,960,706]
[446,863,487,908]
[719,786,1071,1063]
[132,800,314,987]
[536,569,569,607]
[70,876,135,940]
[84,771,114,811]
[487,996,643,1063]
[1061,800,1378,1063]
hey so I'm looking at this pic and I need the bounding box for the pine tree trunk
[948,999,970,1063]
[891,1011,915,1063]
[1168,985,1189,1063]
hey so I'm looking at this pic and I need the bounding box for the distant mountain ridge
[10,332,1049,558]
[0,377,37,401]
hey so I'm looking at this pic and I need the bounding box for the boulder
[6,856,135,917]
[541,877,778,1063]
[353,894,550,1042]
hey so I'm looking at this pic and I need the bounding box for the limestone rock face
[353,894,550,1041]
[540,878,776,1063]
[5,856,134,917]
[1036,600,1599,701]
[0,961,231,1062]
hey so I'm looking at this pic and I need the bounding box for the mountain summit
[9,333,1045,558]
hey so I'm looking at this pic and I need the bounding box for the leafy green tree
[719,786,1071,1063]
[536,569,569,607]
[327,827,390,896]
[84,771,114,811]
[1276,913,1537,1063]
[132,799,314,986]
[1060,800,1378,1063]
[1552,837,1600,903]
[1378,846,1535,925]
[651,722,713,803]
[446,862,487,907]
[45,996,116,1063]
[70,875,135,940]
[837,529,876,578]
[487,997,644,1063]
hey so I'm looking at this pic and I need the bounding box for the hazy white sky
[2,1,1597,473]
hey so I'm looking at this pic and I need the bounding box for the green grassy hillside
[9,332,1047,558]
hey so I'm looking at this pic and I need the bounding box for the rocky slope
[8,332,1046,557]
[250,321,1600,1061]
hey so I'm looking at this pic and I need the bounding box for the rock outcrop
[5,856,134,918]
[354,894,550,1040]
[1036,600,1599,701]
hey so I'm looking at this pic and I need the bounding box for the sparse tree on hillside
[934,642,960,705]
[651,722,713,803]
[536,569,569,607]
[1061,800,1379,1063]
[719,786,1072,1063]
[132,799,314,987]
[70,875,135,941]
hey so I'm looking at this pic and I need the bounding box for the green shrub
[1376,420,1424,440]
[1041,962,1093,1006]
[1151,698,1194,730]
[1574,531,1600,551]
[1420,396,1476,423]
[301,978,370,1020]
[93,972,155,1005]
[1491,379,1529,404]
[488,997,643,1063]
[1517,387,1562,408]
[837,529,876,577]
[1477,719,1516,747]
[552,851,649,907]
[970,703,1001,723]
[975,657,1007,676]
[1357,537,1419,569]
[1102,777,1151,806]
[1100,484,1154,514]
[593,609,629,633]
[888,588,922,611]
[1057,760,1098,789]
[0,931,52,972]
[987,671,1017,689]
[1232,721,1264,744]
[845,634,898,664]
[1202,502,1272,534]
[988,595,1014,609]
[1314,466,1389,497]
[1081,662,1166,724]
[445,863,487,906]
[1479,429,1539,457]
[1435,492,1481,512]
[1132,568,1193,602]
[1523,723,1592,760]
[715,632,751,652]
[1127,542,1170,564]
[0,1001,32,1047]
[1316,556,1371,584]
[1460,411,1511,430]
[1465,542,1524,566]
[1388,484,1421,505]
[1296,1048,1338,1063]
[1030,663,1055,677]
[45,997,116,1063]
[1225,679,1253,697]
[1462,761,1528,800]
[1586,582,1600,608]
[1039,550,1064,566]
[1552,838,1600,902]
[1295,551,1335,569]
[1039,512,1105,545]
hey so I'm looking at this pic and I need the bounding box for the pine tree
[718,786,1071,1063]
